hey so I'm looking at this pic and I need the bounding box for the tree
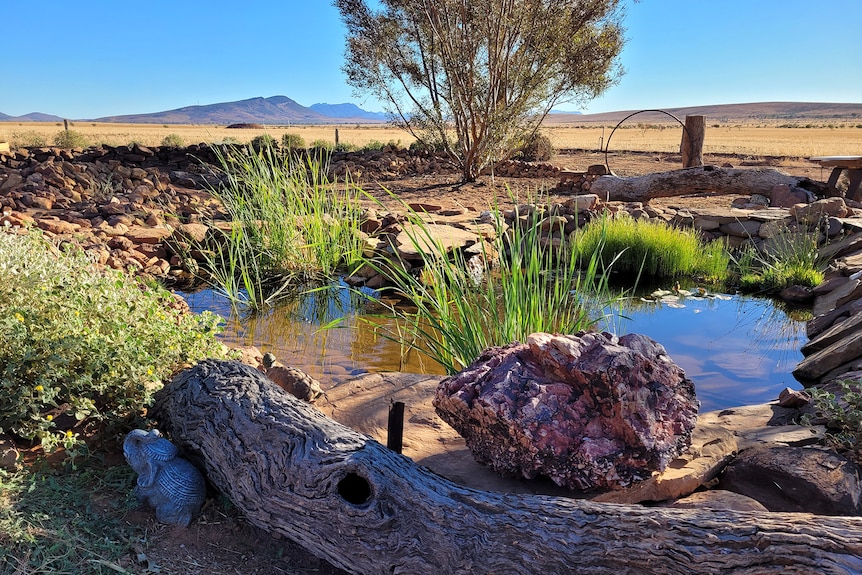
[335,0,626,182]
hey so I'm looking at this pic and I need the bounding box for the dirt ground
[360,149,826,213]
[123,150,829,575]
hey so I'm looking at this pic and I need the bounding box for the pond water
[179,282,807,413]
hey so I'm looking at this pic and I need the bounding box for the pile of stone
[554,164,610,193]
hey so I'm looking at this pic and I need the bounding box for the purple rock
[433,332,699,491]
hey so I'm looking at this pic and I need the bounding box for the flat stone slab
[591,423,737,504]
[393,222,479,259]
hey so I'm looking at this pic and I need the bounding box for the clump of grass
[359,196,617,373]
[160,133,184,147]
[0,461,143,574]
[53,129,88,149]
[0,230,231,455]
[197,145,365,311]
[733,228,826,292]
[571,212,730,281]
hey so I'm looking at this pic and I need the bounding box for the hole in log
[337,472,372,506]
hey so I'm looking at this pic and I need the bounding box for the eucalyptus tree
[335,0,627,181]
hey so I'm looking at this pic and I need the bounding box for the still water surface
[179,284,806,413]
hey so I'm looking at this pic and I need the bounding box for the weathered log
[152,360,862,575]
[591,166,811,203]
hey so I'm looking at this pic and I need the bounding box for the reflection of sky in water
[603,293,805,412]
[180,285,805,414]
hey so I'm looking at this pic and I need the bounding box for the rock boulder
[433,331,699,491]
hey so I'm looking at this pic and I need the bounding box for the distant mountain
[549,109,582,115]
[0,111,64,122]
[92,96,339,125]
[311,102,388,121]
[544,102,862,124]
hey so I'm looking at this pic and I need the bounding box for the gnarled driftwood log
[152,360,862,575]
[591,166,814,203]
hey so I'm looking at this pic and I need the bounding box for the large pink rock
[433,332,699,491]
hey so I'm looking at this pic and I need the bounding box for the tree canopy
[335,0,627,181]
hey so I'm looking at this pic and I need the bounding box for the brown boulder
[720,445,862,515]
[433,331,699,491]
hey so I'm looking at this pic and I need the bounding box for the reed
[197,144,365,311]
[358,195,618,374]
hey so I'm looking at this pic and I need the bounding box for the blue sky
[1,0,859,119]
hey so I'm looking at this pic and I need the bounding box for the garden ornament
[123,428,206,527]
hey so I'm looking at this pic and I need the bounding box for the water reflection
[602,288,806,411]
[179,283,805,413]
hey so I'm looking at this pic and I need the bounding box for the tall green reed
[197,144,365,311]
[358,197,620,374]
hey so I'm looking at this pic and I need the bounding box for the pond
[179,282,807,413]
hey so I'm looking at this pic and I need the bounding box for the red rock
[434,331,699,491]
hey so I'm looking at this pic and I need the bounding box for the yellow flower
[34,385,44,392]
[65,430,74,438]
[147,367,154,376]
[46,414,53,421]
[15,312,24,322]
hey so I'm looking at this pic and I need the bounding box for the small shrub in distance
[335,142,358,152]
[310,139,334,152]
[361,140,385,152]
[282,132,307,149]
[516,131,554,162]
[160,133,184,147]
[251,134,277,151]
[53,129,88,149]
[11,130,47,148]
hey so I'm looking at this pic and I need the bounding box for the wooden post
[63,119,69,132]
[681,115,705,168]
[335,128,340,147]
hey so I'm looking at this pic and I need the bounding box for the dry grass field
[1,119,859,158]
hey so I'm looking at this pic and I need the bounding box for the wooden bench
[809,155,862,200]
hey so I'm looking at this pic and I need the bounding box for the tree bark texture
[152,360,862,575]
[681,115,706,168]
[591,166,809,203]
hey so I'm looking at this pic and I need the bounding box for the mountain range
[1,97,860,125]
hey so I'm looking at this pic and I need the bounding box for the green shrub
[250,134,277,151]
[11,130,47,148]
[0,231,231,455]
[806,379,862,460]
[53,129,88,149]
[571,212,730,280]
[516,131,554,162]
[282,132,307,149]
[335,142,359,152]
[361,140,385,152]
[310,139,334,152]
[160,133,184,147]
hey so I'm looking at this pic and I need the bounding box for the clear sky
[1,0,859,119]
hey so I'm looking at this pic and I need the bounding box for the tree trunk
[681,115,705,168]
[591,166,812,203]
[152,360,862,575]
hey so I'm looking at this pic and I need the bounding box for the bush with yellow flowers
[0,229,232,454]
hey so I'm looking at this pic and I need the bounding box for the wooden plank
[810,156,862,168]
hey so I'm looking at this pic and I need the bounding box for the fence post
[681,115,705,168]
